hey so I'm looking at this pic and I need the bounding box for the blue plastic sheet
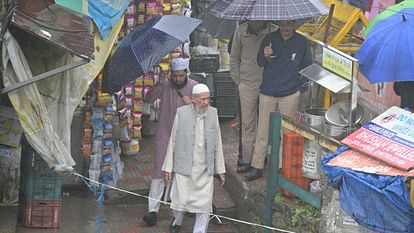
[322,146,414,233]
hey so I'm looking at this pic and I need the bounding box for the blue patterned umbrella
[102,15,201,93]
[209,0,328,21]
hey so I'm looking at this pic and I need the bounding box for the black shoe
[237,163,251,173]
[169,219,181,233]
[143,211,157,226]
[237,158,244,167]
[244,168,263,181]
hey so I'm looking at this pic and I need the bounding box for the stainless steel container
[323,121,357,140]
[304,108,327,132]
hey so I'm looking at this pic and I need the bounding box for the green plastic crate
[20,145,62,200]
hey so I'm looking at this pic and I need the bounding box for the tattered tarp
[1,18,123,170]
[322,146,414,233]
[56,0,129,40]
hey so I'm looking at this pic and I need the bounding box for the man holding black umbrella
[143,57,198,226]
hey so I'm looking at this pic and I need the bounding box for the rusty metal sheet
[12,0,94,59]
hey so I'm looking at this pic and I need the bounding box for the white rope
[72,172,296,233]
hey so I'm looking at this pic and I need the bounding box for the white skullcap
[171,57,190,71]
[192,84,210,95]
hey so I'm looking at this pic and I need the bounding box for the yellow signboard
[322,47,353,80]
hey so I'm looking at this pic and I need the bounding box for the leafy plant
[189,47,202,59]
[252,216,263,233]
[274,193,284,204]
[290,203,319,226]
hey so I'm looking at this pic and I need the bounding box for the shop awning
[11,0,94,60]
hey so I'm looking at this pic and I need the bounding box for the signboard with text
[322,47,353,81]
[342,106,414,170]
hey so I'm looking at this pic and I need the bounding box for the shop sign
[342,106,414,170]
[322,47,353,81]
[328,149,414,176]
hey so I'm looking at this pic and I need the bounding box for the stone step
[213,179,236,225]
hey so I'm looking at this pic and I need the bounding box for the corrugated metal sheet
[12,0,94,59]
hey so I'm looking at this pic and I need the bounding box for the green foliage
[189,47,202,59]
[252,216,263,233]
[290,202,319,226]
[274,193,284,204]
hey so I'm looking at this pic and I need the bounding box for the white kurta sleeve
[162,114,179,173]
[214,117,226,174]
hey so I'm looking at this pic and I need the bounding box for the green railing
[263,112,322,233]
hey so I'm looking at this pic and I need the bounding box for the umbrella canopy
[103,15,201,93]
[364,0,414,36]
[209,0,328,21]
[356,8,414,83]
[200,11,237,39]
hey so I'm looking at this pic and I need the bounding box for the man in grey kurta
[162,84,226,233]
[143,58,198,226]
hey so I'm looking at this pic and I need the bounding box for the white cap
[192,84,210,95]
[171,57,190,71]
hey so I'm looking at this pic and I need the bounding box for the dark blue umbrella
[103,15,201,93]
[356,8,414,83]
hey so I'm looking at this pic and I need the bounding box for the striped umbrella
[209,0,328,21]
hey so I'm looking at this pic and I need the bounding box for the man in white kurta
[162,84,226,233]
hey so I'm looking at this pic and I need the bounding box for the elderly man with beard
[143,57,198,226]
[162,84,226,233]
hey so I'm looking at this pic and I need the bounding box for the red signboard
[327,149,414,177]
[342,106,414,170]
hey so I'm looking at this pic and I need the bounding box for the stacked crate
[19,144,62,228]
[214,71,239,118]
[280,132,309,197]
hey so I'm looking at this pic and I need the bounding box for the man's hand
[181,96,192,105]
[264,43,273,59]
[219,173,225,186]
[164,172,172,183]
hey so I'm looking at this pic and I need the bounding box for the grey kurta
[162,107,225,213]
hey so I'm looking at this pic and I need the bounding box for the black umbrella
[103,15,201,93]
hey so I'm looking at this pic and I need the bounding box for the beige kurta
[162,110,225,213]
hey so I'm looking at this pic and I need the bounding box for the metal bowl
[325,101,364,127]
[304,108,327,132]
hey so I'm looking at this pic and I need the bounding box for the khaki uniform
[230,22,277,163]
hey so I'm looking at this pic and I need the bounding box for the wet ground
[14,119,244,233]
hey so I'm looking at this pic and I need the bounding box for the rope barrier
[72,172,296,233]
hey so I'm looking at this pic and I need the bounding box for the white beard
[195,105,207,115]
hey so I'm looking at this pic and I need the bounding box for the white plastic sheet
[1,31,91,170]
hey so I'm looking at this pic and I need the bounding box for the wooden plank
[263,112,281,233]
[278,176,321,209]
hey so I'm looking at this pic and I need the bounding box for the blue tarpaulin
[322,146,414,233]
[56,0,129,40]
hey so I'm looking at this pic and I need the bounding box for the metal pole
[263,112,281,233]
[1,59,89,94]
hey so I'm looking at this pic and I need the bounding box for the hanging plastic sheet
[56,0,129,40]
[1,14,123,171]
[322,146,414,233]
